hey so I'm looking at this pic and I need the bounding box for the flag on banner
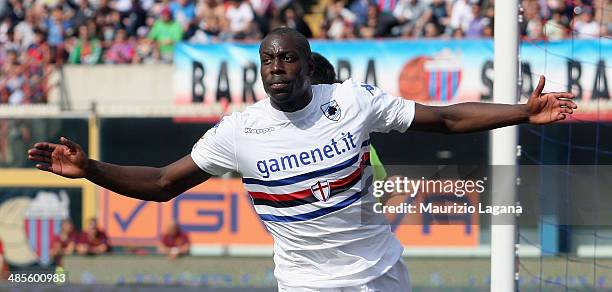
[425,50,462,102]
[23,191,70,266]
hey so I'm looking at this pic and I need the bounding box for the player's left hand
[526,75,577,124]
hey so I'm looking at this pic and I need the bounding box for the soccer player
[311,52,339,84]
[27,28,576,291]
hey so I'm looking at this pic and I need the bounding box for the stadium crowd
[0,0,609,105]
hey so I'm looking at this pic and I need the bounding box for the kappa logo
[320,100,341,121]
[311,180,331,202]
[244,127,275,134]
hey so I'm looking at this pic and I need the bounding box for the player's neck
[270,90,313,113]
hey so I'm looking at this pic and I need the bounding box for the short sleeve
[361,84,415,133]
[190,114,238,176]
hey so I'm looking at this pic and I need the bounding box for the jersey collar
[265,88,318,121]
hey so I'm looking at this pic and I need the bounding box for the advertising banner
[100,178,477,247]
[175,39,610,120]
[0,188,83,266]
[99,179,272,247]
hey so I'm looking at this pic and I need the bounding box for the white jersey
[191,79,415,288]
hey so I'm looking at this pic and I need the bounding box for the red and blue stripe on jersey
[243,140,372,222]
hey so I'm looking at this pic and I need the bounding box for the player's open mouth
[270,82,289,90]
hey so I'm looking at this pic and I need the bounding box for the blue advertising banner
[175,39,611,120]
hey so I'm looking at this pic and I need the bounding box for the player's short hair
[262,27,312,60]
[311,52,337,85]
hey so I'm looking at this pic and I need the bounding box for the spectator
[158,222,190,260]
[170,0,196,31]
[0,16,12,44]
[45,7,71,63]
[543,9,567,40]
[50,219,78,266]
[189,16,224,43]
[23,28,51,104]
[0,0,603,79]
[68,24,102,64]
[26,29,50,63]
[593,0,610,36]
[250,0,274,35]
[0,49,25,105]
[464,3,489,38]
[225,0,258,40]
[191,0,226,42]
[349,0,373,26]
[325,15,354,39]
[76,218,110,255]
[71,0,96,29]
[53,0,78,19]
[452,26,465,38]
[96,0,114,21]
[134,37,160,63]
[94,1,115,42]
[526,18,545,39]
[324,0,357,39]
[106,10,124,40]
[357,3,394,38]
[14,10,36,49]
[423,21,439,37]
[6,0,24,24]
[268,4,285,31]
[327,0,357,26]
[148,5,182,62]
[521,0,544,39]
[449,0,472,35]
[392,0,428,37]
[197,0,226,28]
[481,0,495,21]
[482,21,493,37]
[2,28,19,53]
[46,7,68,50]
[573,6,600,39]
[104,28,135,63]
[124,0,148,37]
[282,7,312,38]
[424,0,450,36]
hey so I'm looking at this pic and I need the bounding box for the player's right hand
[27,137,88,179]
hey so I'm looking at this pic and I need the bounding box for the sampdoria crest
[320,100,341,121]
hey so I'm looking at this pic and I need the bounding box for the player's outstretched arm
[410,76,577,133]
[27,137,211,202]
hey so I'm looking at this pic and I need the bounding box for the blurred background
[0,0,610,290]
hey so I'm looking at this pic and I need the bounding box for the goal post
[490,0,519,290]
